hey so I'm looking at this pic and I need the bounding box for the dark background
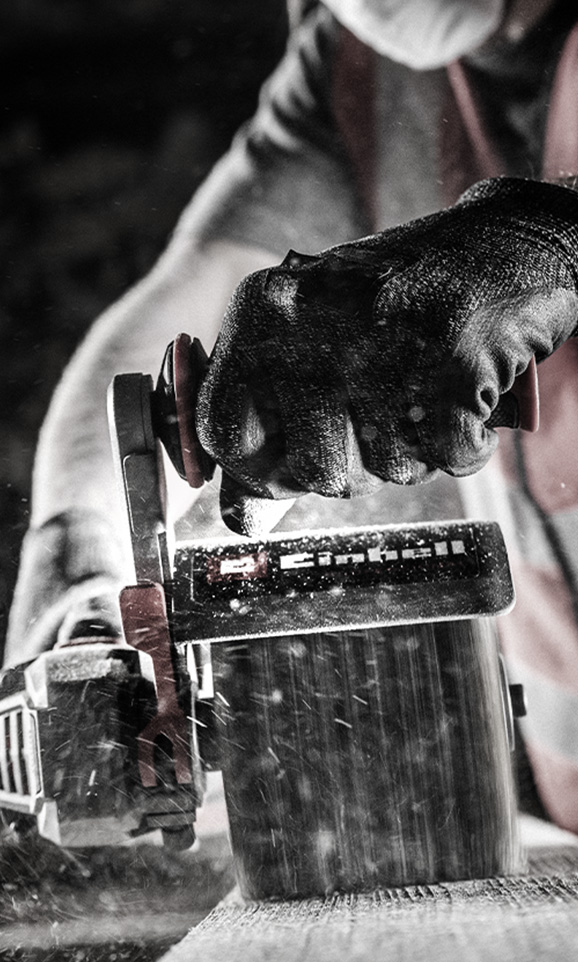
[0,0,289,656]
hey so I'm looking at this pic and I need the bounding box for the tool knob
[152,333,215,487]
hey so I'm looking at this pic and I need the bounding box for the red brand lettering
[206,552,268,583]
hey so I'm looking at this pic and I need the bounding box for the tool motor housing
[169,518,524,897]
[0,643,201,848]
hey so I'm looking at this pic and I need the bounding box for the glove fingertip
[220,476,295,537]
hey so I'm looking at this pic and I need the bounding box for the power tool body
[0,333,530,895]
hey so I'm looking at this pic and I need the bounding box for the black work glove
[196,178,578,534]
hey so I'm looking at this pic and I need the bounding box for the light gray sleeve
[179,5,372,257]
[4,6,371,666]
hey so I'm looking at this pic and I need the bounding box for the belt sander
[0,333,532,898]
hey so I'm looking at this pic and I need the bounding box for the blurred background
[0,0,289,658]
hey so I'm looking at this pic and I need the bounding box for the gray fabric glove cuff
[458,178,578,287]
[5,509,128,666]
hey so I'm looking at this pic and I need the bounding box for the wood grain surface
[161,840,578,962]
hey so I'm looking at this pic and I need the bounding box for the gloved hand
[196,178,578,535]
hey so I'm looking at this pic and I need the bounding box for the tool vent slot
[0,710,31,797]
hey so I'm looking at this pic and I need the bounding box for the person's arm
[5,237,278,666]
[5,4,365,665]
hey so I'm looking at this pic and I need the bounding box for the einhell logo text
[279,539,466,570]
[206,538,467,583]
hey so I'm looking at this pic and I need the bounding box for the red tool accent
[174,332,207,488]
[120,583,192,788]
[510,357,539,433]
